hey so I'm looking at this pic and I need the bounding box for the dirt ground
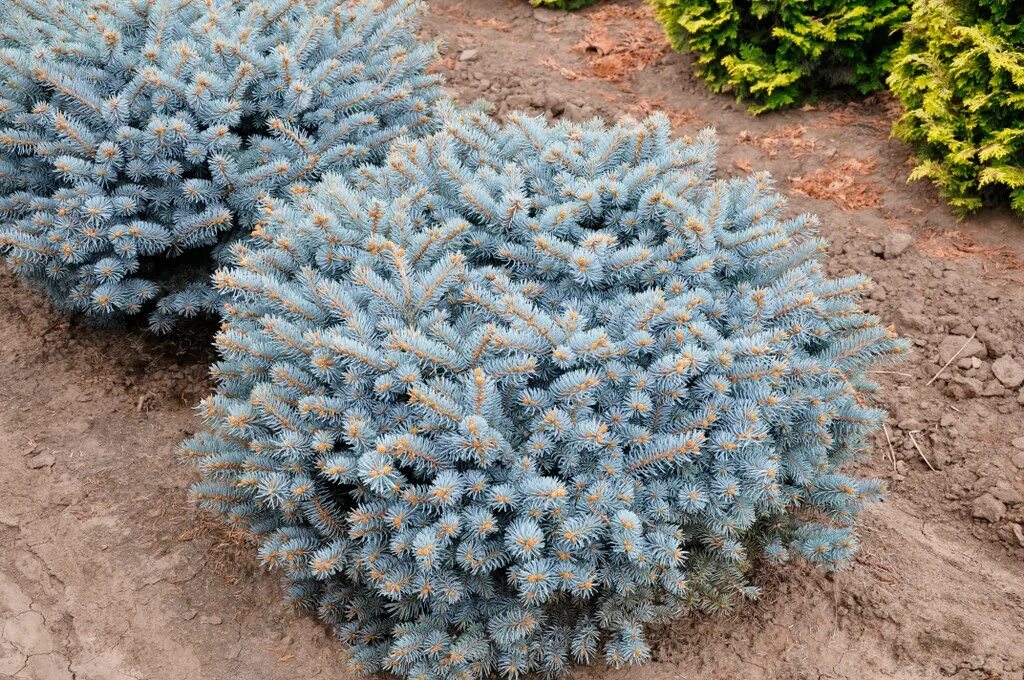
[2,1,1024,678]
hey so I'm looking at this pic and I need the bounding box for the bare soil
[2,1,1024,678]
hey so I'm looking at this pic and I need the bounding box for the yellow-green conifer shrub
[530,0,599,10]
[651,0,911,113]
[889,0,1024,216]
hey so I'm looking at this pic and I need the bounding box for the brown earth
[2,0,1024,678]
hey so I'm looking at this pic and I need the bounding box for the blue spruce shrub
[0,0,440,330]
[181,107,908,679]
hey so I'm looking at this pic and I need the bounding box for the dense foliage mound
[0,0,440,330]
[182,107,907,679]
[650,0,911,113]
[889,0,1024,216]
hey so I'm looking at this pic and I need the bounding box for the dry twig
[882,424,897,472]
[908,431,936,472]
[926,331,976,386]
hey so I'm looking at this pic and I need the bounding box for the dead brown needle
[927,332,977,386]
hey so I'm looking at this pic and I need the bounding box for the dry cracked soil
[2,0,1024,678]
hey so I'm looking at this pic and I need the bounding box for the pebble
[1012,523,1024,548]
[972,494,1006,523]
[895,308,931,334]
[883,232,914,259]
[1013,437,1024,450]
[940,414,957,428]
[991,483,1023,505]
[543,94,565,116]
[950,322,975,336]
[458,49,479,62]
[981,380,1005,397]
[977,327,1013,358]
[991,356,1024,389]
[199,615,223,626]
[946,375,982,399]
[897,418,921,431]
[26,452,55,469]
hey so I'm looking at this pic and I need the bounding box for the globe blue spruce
[181,106,908,679]
[0,0,440,330]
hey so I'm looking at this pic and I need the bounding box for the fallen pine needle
[926,331,976,386]
[908,431,935,472]
[882,424,897,472]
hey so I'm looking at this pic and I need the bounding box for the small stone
[221,641,242,660]
[26,452,55,469]
[977,327,1013,358]
[947,375,983,398]
[895,309,931,333]
[950,322,975,336]
[1012,523,1024,548]
[458,49,479,62]
[543,94,565,116]
[972,494,1006,523]
[199,615,223,626]
[982,380,1006,397]
[991,356,1024,389]
[182,609,198,621]
[897,418,921,432]
[883,232,914,259]
[1013,437,1024,450]
[938,335,987,365]
[940,414,957,428]
[991,483,1023,505]
[957,358,973,369]
[1018,388,1024,406]
[896,460,908,475]
[533,8,557,23]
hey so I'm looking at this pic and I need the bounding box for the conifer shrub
[0,0,440,330]
[530,0,600,11]
[650,0,911,113]
[888,0,1024,216]
[182,106,908,679]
